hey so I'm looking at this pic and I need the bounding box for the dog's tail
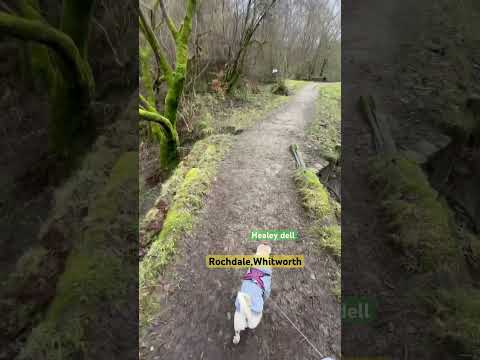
[237,292,252,320]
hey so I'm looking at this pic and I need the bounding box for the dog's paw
[232,333,240,345]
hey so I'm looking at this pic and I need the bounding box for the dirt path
[140,84,340,360]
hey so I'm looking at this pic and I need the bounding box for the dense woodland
[139,0,340,172]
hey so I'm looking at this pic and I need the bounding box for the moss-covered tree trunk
[18,0,54,91]
[139,0,197,171]
[140,44,156,139]
[50,0,96,157]
[0,0,96,158]
[163,0,195,125]
[224,46,247,93]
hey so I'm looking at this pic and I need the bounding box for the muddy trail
[140,84,340,360]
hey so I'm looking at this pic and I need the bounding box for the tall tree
[139,0,197,170]
[223,0,278,92]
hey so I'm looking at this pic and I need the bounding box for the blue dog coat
[235,267,272,314]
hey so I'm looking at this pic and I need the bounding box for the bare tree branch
[157,0,178,39]
[139,7,173,84]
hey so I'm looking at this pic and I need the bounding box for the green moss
[294,167,340,262]
[21,152,137,359]
[369,155,461,272]
[60,0,95,59]
[140,43,155,105]
[316,225,341,260]
[19,1,55,91]
[294,168,333,220]
[292,85,340,300]
[159,135,232,203]
[48,253,121,322]
[21,259,122,358]
[424,288,480,356]
[21,253,124,359]
[163,0,197,125]
[105,151,138,190]
[139,135,232,328]
[0,9,96,157]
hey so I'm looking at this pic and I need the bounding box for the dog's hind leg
[233,310,246,344]
[246,311,262,329]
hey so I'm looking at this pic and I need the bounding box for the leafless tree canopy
[141,0,340,94]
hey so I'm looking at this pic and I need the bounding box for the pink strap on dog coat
[242,268,267,290]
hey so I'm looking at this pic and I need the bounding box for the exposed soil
[140,84,341,360]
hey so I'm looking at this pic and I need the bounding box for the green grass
[285,79,310,93]
[139,134,232,328]
[307,83,341,162]
[193,81,310,137]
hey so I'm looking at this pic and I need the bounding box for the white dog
[233,244,272,344]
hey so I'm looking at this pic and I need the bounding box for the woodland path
[141,84,340,360]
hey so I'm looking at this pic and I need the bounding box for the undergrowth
[191,82,304,138]
[285,79,310,93]
[423,287,480,357]
[294,168,333,220]
[294,168,340,298]
[308,83,341,162]
[315,224,341,260]
[369,153,477,356]
[20,151,138,359]
[139,134,232,328]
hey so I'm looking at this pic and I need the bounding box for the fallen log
[290,144,306,168]
[359,95,397,154]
